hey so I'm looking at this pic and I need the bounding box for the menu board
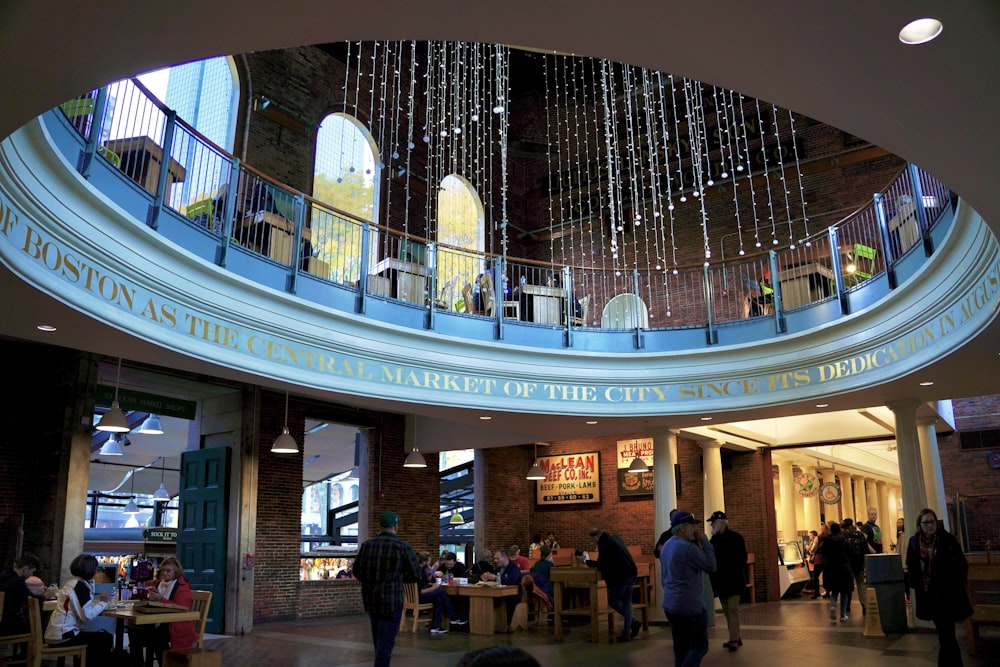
[535,452,601,505]
[617,438,654,496]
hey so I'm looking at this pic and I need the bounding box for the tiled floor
[203,597,999,666]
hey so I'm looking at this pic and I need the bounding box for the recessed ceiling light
[899,18,943,45]
[700,416,713,421]
[919,381,934,386]
[816,403,829,408]
[479,415,492,420]
[36,324,57,332]
[586,420,598,425]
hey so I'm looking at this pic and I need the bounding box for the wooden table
[443,584,519,635]
[550,565,652,643]
[102,601,200,650]
[515,284,566,325]
[237,210,312,265]
[778,262,834,309]
[372,257,429,305]
[103,136,186,196]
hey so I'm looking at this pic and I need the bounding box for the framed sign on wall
[617,438,654,496]
[535,452,601,505]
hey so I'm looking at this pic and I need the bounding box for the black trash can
[865,553,907,633]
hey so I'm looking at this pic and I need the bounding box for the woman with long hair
[905,508,973,666]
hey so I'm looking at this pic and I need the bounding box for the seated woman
[528,545,555,599]
[129,556,197,666]
[417,554,465,634]
[44,553,113,663]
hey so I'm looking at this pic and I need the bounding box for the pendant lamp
[136,413,164,435]
[96,358,130,433]
[123,469,140,514]
[526,443,545,480]
[99,434,124,456]
[449,509,464,524]
[403,447,427,468]
[627,440,649,473]
[271,392,299,453]
[152,456,171,502]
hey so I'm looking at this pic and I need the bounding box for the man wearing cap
[584,528,640,643]
[353,511,422,667]
[661,510,716,666]
[708,511,748,651]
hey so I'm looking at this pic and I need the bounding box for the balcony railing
[56,80,953,348]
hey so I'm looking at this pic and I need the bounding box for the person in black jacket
[707,511,748,651]
[821,522,855,622]
[0,553,54,635]
[584,528,640,643]
[906,508,973,667]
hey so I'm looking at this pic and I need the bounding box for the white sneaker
[840,615,848,622]
[430,627,449,635]
[451,619,468,626]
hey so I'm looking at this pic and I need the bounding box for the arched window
[312,113,380,283]
[436,174,484,309]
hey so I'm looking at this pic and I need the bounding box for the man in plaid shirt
[354,511,422,666]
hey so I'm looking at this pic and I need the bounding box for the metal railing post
[769,251,787,334]
[909,163,935,257]
[286,194,306,294]
[494,258,506,340]
[828,227,850,315]
[426,242,437,330]
[563,265,573,347]
[79,87,110,178]
[632,269,644,349]
[356,221,371,314]
[146,109,177,230]
[704,264,718,345]
[873,192,898,289]
[215,158,241,268]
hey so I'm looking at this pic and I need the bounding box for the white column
[802,466,821,533]
[916,417,950,531]
[773,475,783,536]
[651,427,678,540]
[877,480,891,545]
[853,476,869,524]
[839,472,856,523]
[889,400,927,535]
[777,457,797,541]
[701,439,725,517]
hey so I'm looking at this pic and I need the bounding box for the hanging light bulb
[123,468,140,514]
[627,440,649,473]
[153,456,171,502]
[99,434,124,456]
[403,447,427,468]
[526,443,545,480]
[271,392,299,453]
[136,414,163,435]
[97,358,130,433]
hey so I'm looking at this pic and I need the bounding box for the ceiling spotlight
[899,18,943,45]
[36,324,57,332]
[586,420,598,425]
[96,358,130,433]
[271,392,299,453]
[479,416,492,421]
[816,403,829,408]
[403,447,427,468]
[700,416,713,421]
[99,434,124,456]
[136,414,164,435]
[449,510,465,525]
[919,381,934,386]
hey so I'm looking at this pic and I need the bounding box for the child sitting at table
[44,553,113,663]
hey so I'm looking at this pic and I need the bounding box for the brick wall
[481,433,778,601]
[298,579,363,617]
[938,394,1000,550]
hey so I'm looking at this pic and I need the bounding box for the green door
[177,446,230,634]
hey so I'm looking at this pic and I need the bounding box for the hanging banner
[535,452,601,505]
[795,473,819,497]
[819,482,842,505]
[616,438,654,496]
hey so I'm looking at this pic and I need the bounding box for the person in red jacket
[130,556,198,665]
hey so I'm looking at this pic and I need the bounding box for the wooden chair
[190,590,212,648]
[570,294,590,327]
[461,283,475,314]
[400,582,432,633]
[0,591,31,665]
[478,274,496,316]
[433,278,455,310]
[27,597,86,667]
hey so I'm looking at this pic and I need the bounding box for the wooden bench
[966,562,1000,655]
